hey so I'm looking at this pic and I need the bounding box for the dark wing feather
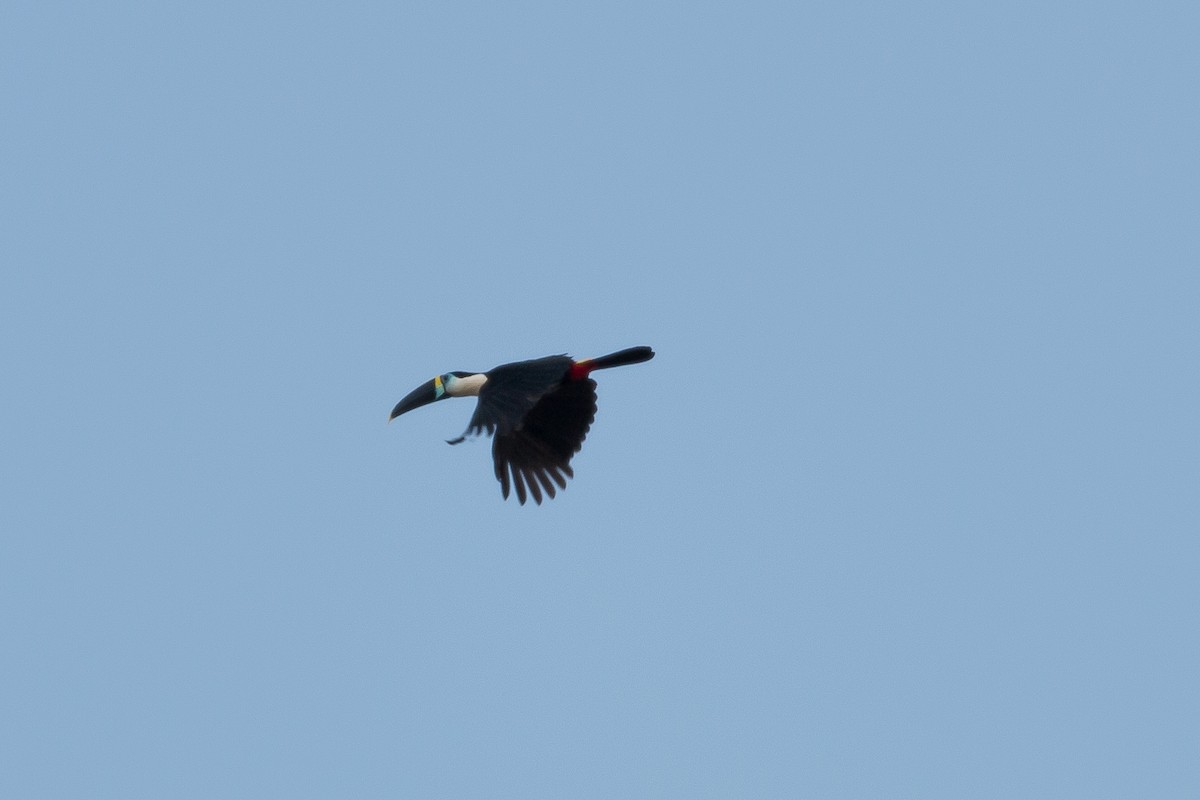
[449,355,573,443]
[492,378,597,504]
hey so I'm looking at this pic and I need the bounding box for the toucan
[389,346,655,504]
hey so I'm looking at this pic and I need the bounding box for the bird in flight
[389,346,655,504]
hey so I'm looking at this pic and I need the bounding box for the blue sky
[2,2,1197,797]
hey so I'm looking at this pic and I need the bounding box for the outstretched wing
[492,378,597,505]
[447,355,573,444]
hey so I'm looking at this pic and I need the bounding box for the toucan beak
[389,377,444,421]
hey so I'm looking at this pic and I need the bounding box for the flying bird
[389,346,655,504]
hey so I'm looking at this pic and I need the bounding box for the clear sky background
[2,2,1197,798]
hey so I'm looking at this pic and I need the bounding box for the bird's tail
[582,346,655,371]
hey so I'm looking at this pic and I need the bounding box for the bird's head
[389,371,481,421]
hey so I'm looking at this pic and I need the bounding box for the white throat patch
[445,373,488,397]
